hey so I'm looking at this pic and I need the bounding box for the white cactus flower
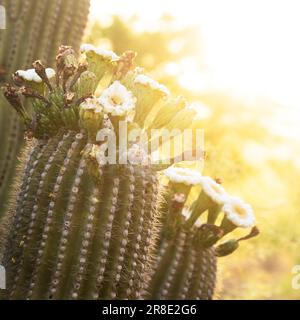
[98,81,136,117]
[163,167,202,186]
[223,197,256,228]
[80,44,119,61]
[134,74,170,96]
[16,68,56,83]
[198,176,229,205]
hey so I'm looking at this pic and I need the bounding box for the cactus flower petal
[80,44,119,61]
[223,197,256,228]
[164,166,203,186]
[199,176,229,205]
[134,74,170,96]
[98,81,136,117]
[15,68,56,83]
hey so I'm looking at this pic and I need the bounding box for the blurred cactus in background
[0,0,90,220]
[0,43,259,300]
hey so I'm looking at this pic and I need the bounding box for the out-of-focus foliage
[84,16,201,92]
[86,15,201,68]
[85,15,300,299]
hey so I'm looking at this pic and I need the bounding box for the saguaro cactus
[1,44,259,300]
[0,0,90,219]
[0,45,170,299]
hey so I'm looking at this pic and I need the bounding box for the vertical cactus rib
[37,0,62,63]
[6,0,32,72]
[23,132,79,299]
[7,0,22,20]
[69,186,102,299]
[46,158,89,300]
[136,174,159,298]
[4,139,54,298]
[12,135,68,299]
[0,106,21,192]
[21,0,48,68]
[46,0,77,64]
[159,230,187,299]
[118,169,148,299]
[101,166,135,299]
[146,233,178,299]
[178,248,196,299]
[67,0,90,51]
[81,166,117,299]
[0,139,43,260]
[188,247,217,300]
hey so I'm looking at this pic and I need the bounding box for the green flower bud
[78,71,98,97]
[79,98,104,140]
[215,239,239,257]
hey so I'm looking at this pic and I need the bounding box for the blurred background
[87,0,300,299]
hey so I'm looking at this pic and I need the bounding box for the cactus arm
[145,187,218,300]
[147,229,217,300]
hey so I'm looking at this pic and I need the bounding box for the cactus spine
[1,43,259,300]
[0,0,90,219]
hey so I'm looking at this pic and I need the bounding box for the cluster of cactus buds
[0,43,259,300]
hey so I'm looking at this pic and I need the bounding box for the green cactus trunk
[2,129,160,300]
[0,0,90,219]
[146,226,217,300]
[144,189,217,300]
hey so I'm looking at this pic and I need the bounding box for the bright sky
[90,0,300,109]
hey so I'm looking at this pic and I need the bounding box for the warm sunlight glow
[91,0,300,109]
